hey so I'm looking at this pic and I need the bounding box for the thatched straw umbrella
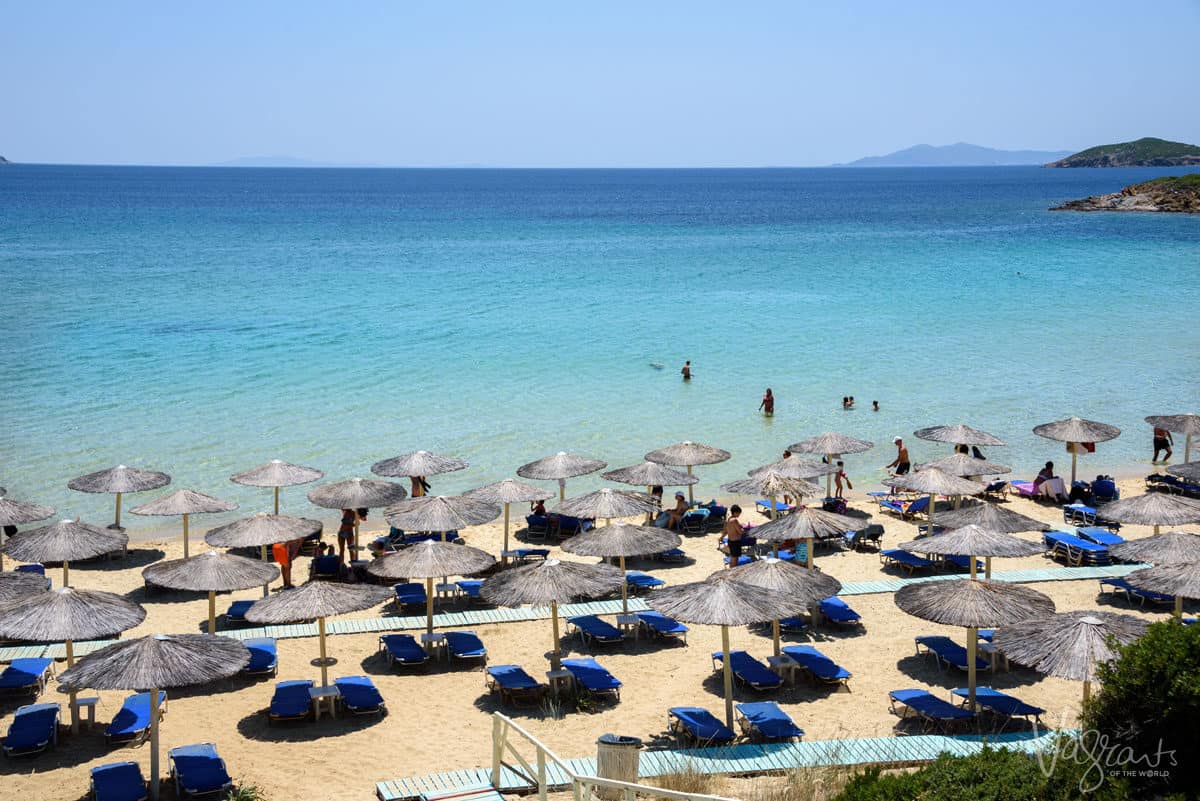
[721,472,822,530]
[994,610,1147,703]
[1167,462,1200,482]
[899,524,1044,579]
[367,540,496,636]
[935,501,1049,537]
[466,479,554,562]
[602,462,698,489]
[0,587,145,733]
[644,441,731,504]
[894,578,1055,710]
[747,505,861,568]
[1109,530,1200,566]
[129,489,238,559]
[1123,562,1200,620]
[1146,413,1200,463]
[884,467,984,531]
[59,634,249,800]
[560,522,681,613]
[1032,417,1121,484]
[143,551,280,633]
[650,572,805,728]
[0,495,55,571]
[480,559,623,671]
[1098,493,1200,536]
[244,582,391,686]
[370,450,469,484]
[788,432,874,498]
[204,513,322,597]
[1,518,127,587]
[229,459,324,514]
[748,458,838,499]
[553,488,657,525]
[917,453,1012,478]
[0,571,49,603]
[383,494,501,540]
[68,465,171,531]
[306,477,408,556]
[914,424,1007,448]
[725,558,841,656]
[517,452,607,501]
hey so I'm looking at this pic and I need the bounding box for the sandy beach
[0,476,1188,801]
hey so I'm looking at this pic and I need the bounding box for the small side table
[979,642,1008,672]
[421,632,446,660]
[616,614,641,641]
[74,696,100,730]
[546,668,574,696]
[435,583,458,601]
[767,654,799,685]
[309,685,341,721]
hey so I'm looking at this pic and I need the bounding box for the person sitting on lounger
[666,492,688,530]
[530,498,546,516]
[1034,462,1054,490]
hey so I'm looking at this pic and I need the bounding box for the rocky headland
[1051,175,1200,213]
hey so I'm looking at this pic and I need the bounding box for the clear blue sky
[4,1,1198,167]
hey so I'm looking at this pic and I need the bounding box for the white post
[491,716,503,789]
[537,748,547,801]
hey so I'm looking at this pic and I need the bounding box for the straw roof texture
[884,467,984,497]
[1145,413,1200,436]
[370,450,469,478]
[480,559,623,607]
[142,551,280,592]
[383,495,501,530]
[913,424,1006,446]
[748,458,837,479]
[721,473,822,499]
[601,462,698,487]
[649,572,806,625]
[1167,462,1200,482]
[204,513,322,548]
[367,540,496,580]
[916,453,1012,476]
[306,477,408,510]
[553,488,656,519]
[725,558,842,605]
[129,489,238,517]
[58,634,250,692]
[244,581,392,624]
[894,578,1055,627]
[0,571,48,603]
[644,441,731,467]
[1096,493,1200,527]
[516,452,607,481]
[1032,417,1121,443]
[68,465,170,494]
[748,507,863,543]
[560,522,681,558]
[465,478,554,504]
[0,496,56,527]
[934,501,1050,534]
[1109,531,1200,565]
[229,459,323,488]
[994,610,1147,683]
[1,519,127,564]
[1124,562,1200,599]
[788,432,874,456]
[0,587,145,642]
[899,525,1045,558]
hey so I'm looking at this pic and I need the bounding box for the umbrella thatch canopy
[725,558,842,655]
[370,450,469,478]
[383,494,502,536]
[0,495,56,571]
[900,525,1044,578]
[561,522,681,613]
[749,458,838,479]
[994,610,1147,700]
[58,633,249,800]
[914,424,1006,447]
[204,513,321,548]
[245,582,392,686]
[885,468,984,531]
[129,489,238,559]
[307,477,409,510]
[788,432,875,457]
[1167,462,1200,482]
[917,453,1012,477]
[1,518,128,586]
[367,540,496,635]
[747,506,862,568]
[1124,562,1200,619]
[1033,417,1121,484]
[721,473,822,522]
[1100,493,1200,534]
[1146,413,1200,462]
[553,488,657,521]
[143,551,280,633]
[0,571,49,603]
[481,559,623,670]
[645,441,731,503]
[602,462,699,488]
[68,464,171,530]
[0,586,144,642]
[230,459,324,514]
[1110,531,1200,566]
[516,452,607,501]
[650,572,806,727]
[935,501,1050,535]
[465,478,554,560]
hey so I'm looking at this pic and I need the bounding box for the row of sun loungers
[1099,577,1175,607]
[87,743,233,800]
[669,702,809,746]
[1043,531,1112,566]
[915,635,990,672]
[378,631,489,668]
[268,676,387,722]
[889,686,1045,732]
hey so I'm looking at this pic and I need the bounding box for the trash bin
[596,733,641,799]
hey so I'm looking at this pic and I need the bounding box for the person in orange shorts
[272,540,297,589]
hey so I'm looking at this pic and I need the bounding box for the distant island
[835,142,1070,167]
[1051,174,1200,213]
[1045,137,1200,167]
[214,155,378,168]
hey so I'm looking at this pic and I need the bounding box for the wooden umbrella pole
[769,494,777,521]
[687,466,694,504]
[182,513,190,558]
[620,555,628,614]
[149,687,161,800]
[273,486,280,515]
[1082,679,1091,705]
[1071,448,1078,486]
[559,479,566,502]
[967,626,978,711]
[984,557,992,580]
[721,625,734,728]
[63,560,70,589]
[66,640,78,734]
[114,492,122,529]
[260,545,270,597]
[806,537,814,570]
[929,493,936,533]
[426,577,435,636]
[502,503,510,563]
[1174,595,1183,620]
[1186,433,1192,464]
[550,601,561,671]
[318,617,329,687]
[969,553,977,580]
[208,592,217,634]
[826,453,834,497]
[772,619,781,657]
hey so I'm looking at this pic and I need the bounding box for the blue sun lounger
[105,691,168,745]
[723,555,755,567]
[1076,526,1124,547]
[818,596,861,625]
[243,637,278,677]
[668,706,736,746]
[445,631,488,666]
[393,582,427,607]
[1043,531,1110,566]
[635,611,688,643]
[658,547,686,562]
[1099,577,1175,607]
[378,634,430,668]
[223,600,253,626]
[510,548,550,563]
[455,579,483,601]
[943,554,985,573]
[781,645,852,688]
[90,761,148,801]
[881,549,937,574]
[567,615,625,645]
[879,495,929,520]
[915,635,989,672]
[951,687,1044,727]
[3,702,59,756]
[625,571,664,590]
[485,665,548,707]
[736,701,804,742]
[755,499,793,516]
[712,650,783,691]
[334,675,385,715]
[779,616,808,633]
[0,657,53,696]
[267,680,313,722]
[168,742,233,798]
[889,689,974,732]
[562,658,621,700]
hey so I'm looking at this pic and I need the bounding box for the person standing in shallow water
[759,388,774,416]
[680,360,691,380]
[1153,427,1173,463]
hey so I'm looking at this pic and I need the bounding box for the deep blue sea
[2,165,1197,534]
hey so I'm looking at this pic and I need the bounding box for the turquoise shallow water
[1,165,1197,533]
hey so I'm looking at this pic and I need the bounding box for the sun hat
[893,436,902,443]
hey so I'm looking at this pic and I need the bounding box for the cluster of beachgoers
[1,414,1199,801]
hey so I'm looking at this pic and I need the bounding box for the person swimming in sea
[681,360,691,380]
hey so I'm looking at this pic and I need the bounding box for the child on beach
[834,461,852,498]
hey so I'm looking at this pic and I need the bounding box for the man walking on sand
[724,504,745,568]
[885,436,911,476]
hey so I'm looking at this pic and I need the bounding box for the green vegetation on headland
[1046,137,1200,167]
[1051,173,1200,213]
